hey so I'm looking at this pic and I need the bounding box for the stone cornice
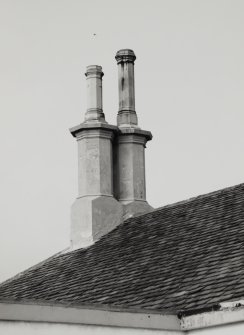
[118,127,153,142]
[85,65,104,78]
[70,123,152,141]
[70,122,118,138]
[115,49,136,64]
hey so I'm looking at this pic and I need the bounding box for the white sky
[0,0,244,282]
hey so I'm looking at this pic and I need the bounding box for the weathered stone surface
[70,65,123,249]
[122,200,153,220]
[114,50,153,217]
[76,128,114,197]
[71,195,123,249]
[116,134,147,202]
[114,131,153,218]
[70,124,123,249]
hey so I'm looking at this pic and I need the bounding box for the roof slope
[1,183,244,314]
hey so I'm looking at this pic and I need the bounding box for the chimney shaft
[115,50,138,127]
[85,65,105,122]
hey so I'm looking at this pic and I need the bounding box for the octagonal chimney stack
[114,49,153,219]
[70,65,122,250]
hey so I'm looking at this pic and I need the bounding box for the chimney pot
[115,49,136,64]
[115,49,138,127]
[85,65,105,123]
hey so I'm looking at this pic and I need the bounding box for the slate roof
[1,183,244,315]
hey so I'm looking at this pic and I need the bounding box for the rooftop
[1,182,244,315]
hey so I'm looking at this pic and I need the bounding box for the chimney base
[122,200,153,220]
[114,128,153,219]
[71,195,123,250]
[70,121,123,250]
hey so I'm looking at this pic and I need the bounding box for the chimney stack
[69,51,153,248]
[114,49,153,218]
[70,65,122,249]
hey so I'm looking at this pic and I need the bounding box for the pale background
[0,0,243,283]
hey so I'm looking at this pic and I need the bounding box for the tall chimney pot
[85,65,105,122]
[115,49,138,127]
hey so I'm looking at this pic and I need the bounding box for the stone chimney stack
[114,49,153,218]
[70,65,122,249]
[69,52,152,248]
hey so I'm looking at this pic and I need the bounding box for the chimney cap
[85,65,104,77]
[115,49,136,64]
